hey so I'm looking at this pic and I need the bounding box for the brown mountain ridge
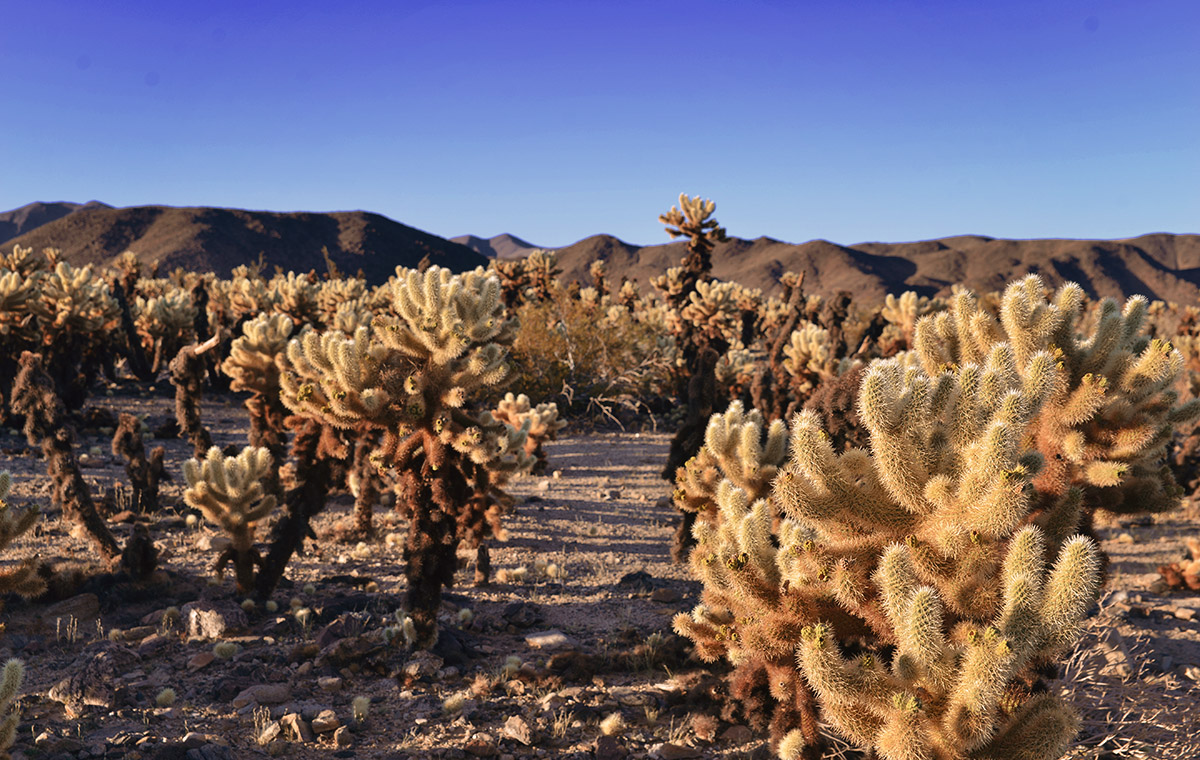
[3,202,1197,304]
[0,204,487,284]
[547,231,1200,304]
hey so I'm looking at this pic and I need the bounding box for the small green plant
[352,695,371,723]
[155,688,176,707]
[213,641,239,660]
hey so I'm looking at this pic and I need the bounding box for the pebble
[187,652,215,671]
[502,715,534,746]
[231,683,291,709]
[182,601,248,641]
[318,676,343,692]
[280,713,315,743]
[465,732,497,757]
[525,629,575,650]
[311,709,341,734]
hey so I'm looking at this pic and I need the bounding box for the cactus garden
[1,203,1199,760]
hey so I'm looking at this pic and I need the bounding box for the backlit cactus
[183,446,278,594]
[134,287,197,374]
[492,392,566,474]
[221,313,295,497]
[279,265,528,647]
[671,275,1187,760]
[912,275,1200,527]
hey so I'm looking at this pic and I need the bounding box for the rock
[502,601,541,628]
[1171,606,1196,621]
[650,587,679,603]
[502,715,534,746]
[280,713,315,743]
[317,676,343,692]
[595,734,626,760]
[525,629,575,650]
[231,683,292,709]
[137,633,172,657]
[616,571,656,594]
[311,709,340,734]
[465,732,497,757]
[196,535,233,552]
[720,725,754,744]
[188,652,215,671]
[181,733,226,749]
[47,644,140,717]
[403,651,444,679]
[186,744,235,760]
[182,601,248,641]
[43,593,101,625]
[651,743,703,759]
[258,721,282,744]
[333,726,352,748]
[35,732,83,754]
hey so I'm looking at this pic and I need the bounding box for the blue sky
[2,1,1196,247]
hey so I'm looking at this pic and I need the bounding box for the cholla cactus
[183,446,278,594]
[493,392,566,474]
[879,291,944,353]
[134,288,198,374]
[221,313,294,496]
[672,276,1187,759]
[653,195,736,482]
[678,280,760,347]
[670,400,787,561]
[0,472,44,599]
[111,414,168,513]
[913,274,1200,527]
[523,249,560,303]
[269,271,322,326]
[0,659,23,758]
[10,351,121,566]
[782,323,838,393]
[169,336,218,459]
[280,265,530,646]
[317,277,368,324]
[589,259,609,298]
[26,260,121,409]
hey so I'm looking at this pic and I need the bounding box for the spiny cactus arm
[0,658,23,755]
[779,412,914,534]
[970,692,1079,760]
[796,623,889,746]
[221,312,294,394]
[0,473,43,597]
[278,326,398,429]
[183,446,278,541]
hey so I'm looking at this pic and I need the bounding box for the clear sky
[2,1,1196,247]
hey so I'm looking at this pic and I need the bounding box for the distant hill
[450,233,541,260]
[550,232,1200,304]
[0,200,111,245]
[5,201,1197,305]
[1,204,487,284]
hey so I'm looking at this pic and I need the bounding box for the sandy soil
[0,384,1197,760]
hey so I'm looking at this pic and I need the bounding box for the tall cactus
[279,265,531,647]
